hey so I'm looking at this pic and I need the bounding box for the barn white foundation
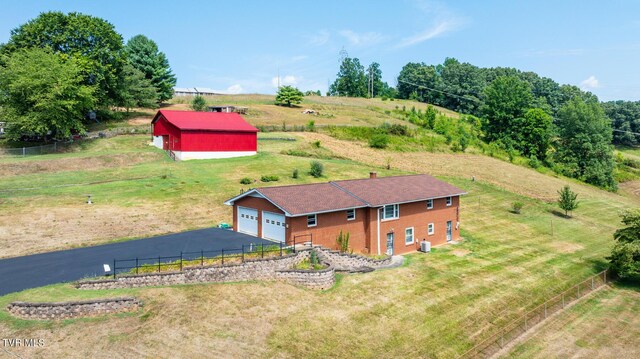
[173,151,257,160]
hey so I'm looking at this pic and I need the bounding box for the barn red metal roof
[152,110,258,132]
[225,174,465,216]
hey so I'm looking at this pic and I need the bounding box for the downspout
[377,207,381,255]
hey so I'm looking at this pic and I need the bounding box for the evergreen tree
[125,34,177,102]
[190,95,206,111]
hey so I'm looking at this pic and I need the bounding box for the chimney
[369,172,377,179]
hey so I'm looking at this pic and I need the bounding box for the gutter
[377,207,381,256]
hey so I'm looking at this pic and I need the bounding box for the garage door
[262,211,286,242]
[237,207,258,236]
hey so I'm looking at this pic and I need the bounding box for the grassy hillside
[507,284,640,358]
[0,95,638,358]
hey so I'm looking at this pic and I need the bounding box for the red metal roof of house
[226,174,465,216]
[152,110,258,132]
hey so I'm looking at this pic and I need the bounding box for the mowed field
[0,96,638,358]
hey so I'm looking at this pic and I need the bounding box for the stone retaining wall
[7,297,140,320]
[315,247,392,271]
[275,267,335,290]
[76,251,318,290]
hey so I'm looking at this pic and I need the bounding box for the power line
[397,79,482,103]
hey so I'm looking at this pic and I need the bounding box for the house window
[405,227,414,245]
[347,209,356,221]
[446,197,452,206]
[307,214,317,227]
[428,223,434,235]
[382,204,399,220]
[427,199,433,209]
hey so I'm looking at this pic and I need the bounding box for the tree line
[328,56,624,190]
[0,11,176,141]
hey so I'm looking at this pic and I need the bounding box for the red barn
[151,110,258,160]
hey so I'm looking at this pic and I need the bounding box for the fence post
[222,249,224,265]
[136,258,139,275]
[544,302,547,318]
[591,276,594,290]
[562,294,565,308]
[280,242,283,257]
[262,243,264,258]
[113,259,116,279]
[525,314,527,330]
[54,142,57,152]
[158,256,161,273]
[180,251,183,271]
[22,147,25,156]
[500,329,504,348]
[604,270,607,284]
[242,245,245,262]
[201,250,204,266]
[577,283,580,297]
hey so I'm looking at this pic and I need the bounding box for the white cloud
[224,84,243,94]
[396,19,462,48]
[580,75,600,90]
[291,55,308,62]
[271,75,299,88]
[307,30,330,46]
[339,30,386,47]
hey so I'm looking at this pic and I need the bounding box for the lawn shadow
[550,209,570,218]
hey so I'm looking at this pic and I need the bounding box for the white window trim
[427,199,433,209]
[428,223,435,235]
[347,208,356,221]
[381,204,399,221]
[405,227,414,245]
[307,214,317,227]
[446,197,452,206]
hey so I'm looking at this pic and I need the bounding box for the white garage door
[237,207,258,236]
[262,211,286,242]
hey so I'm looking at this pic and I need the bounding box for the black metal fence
[112,242,289,278]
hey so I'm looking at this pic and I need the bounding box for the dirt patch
[127,116,153,126]
[0,152,162,177]
[451,249,472,257]
[547,241,584,254]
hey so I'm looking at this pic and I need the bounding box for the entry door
[262,211,286,242]
[162,135,169,150]
[386,233,394,255]
[446,221,453,242]
[238,207,258,236]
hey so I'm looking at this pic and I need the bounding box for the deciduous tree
[608,210,640,281]
[557,185,579,217]
[0,48,95,140]
[275,85,304,107]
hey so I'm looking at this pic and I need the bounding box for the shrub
[511,201,524,214]
[307,120,316,132]
[310,161,324,178]
[528,156,541,169]
[558,185,579,217]
[292,168,299,179]
[310,250,319,265]
[190,95,206,111]
[336,230,350,253]
[369,134,389,149]
[312,140,321,148]
[260,175,279,182]
[239,177,252,185]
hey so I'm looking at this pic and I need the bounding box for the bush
[307,120,316,132]
[369,134,389,149]
[312,140,321,148]
[511,201,524,214]
[310,161,324,178]
[260,175,279,182]
[190,95,206,111]
[336,230,350,253]
[292,168,299,179]
[239,177,252,185]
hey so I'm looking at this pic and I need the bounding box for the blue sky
[1,0,640,101]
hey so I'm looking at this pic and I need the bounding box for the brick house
[224,173,465,255]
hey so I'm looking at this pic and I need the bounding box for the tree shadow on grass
[549,209,571,219]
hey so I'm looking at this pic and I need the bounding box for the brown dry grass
[507,286,640,358]
[0,152,161,177]
[296,132,638,204]
[619,180,640,199]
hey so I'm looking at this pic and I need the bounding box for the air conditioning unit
[420,241,431,253]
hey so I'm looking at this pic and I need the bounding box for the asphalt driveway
[0,228,273,296]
